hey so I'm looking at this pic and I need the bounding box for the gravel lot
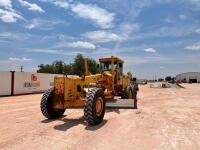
[0,84,200,150]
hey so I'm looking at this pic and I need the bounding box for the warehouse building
[176,72,200,83]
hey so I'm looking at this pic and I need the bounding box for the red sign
[31,74,37,81]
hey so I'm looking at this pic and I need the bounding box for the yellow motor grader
[40,56,138,126]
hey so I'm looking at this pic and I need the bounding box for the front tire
[84,88,105,126]
[40,88,65,119]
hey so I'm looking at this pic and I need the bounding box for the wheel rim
[128,90,132,99]
[96,97,103,117]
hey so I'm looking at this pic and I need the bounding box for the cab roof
[99,56,124,63]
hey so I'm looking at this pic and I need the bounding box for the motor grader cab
[99,57,133,96]
[40,56,138,126]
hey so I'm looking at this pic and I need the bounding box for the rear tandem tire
[122,85,133,99]
[122,83,138,99]
[40,88,65,119]
[121,84,138,109]
[84,88,105,126]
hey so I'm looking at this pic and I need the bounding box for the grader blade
[106,98,136,109]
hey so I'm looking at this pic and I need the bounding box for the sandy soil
[0,84,200,150]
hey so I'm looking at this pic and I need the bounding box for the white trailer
[0,71,12,96]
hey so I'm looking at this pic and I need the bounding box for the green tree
[52,60,65,74]
[37,64,54,74]
[73,54,85,76]
[37,61,65,74]
[88,58,98,74]
[64,64,73,75]
[37,54,98,75]
[165,76,172,82]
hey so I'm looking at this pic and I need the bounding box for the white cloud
[0,9,23,23]
[67,41,96,49]
[0,0,12,10]
[71,3,115,29]
[164,17,173,23]
[0,0,24,23]
[41,0,70,9]
[187,0,200,9]
[137,25,197,39]
[119,23,140,34]
[28,49,85,56]
[185,43,200,51]
[179,14,187,20]
[83,31,127,43]
[0,32,31,40]
[8,57,32,62]
[94,0,173,22]
[196,28,200,33]
[18,0,44,13]
[51,0,70,9]
[25,23,36,29]
[41,1,115,29]
[25,18,64,30]
[122,55,163,65]
[29,49,59,54]
[144,48,156,53]
[159,66,165,69]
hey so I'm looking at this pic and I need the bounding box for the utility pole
[20,65,24,72]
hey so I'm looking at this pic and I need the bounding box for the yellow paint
[96,97,103,116]
[53,56,133,109]
[84,58,91,76]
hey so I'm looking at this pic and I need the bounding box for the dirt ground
[0,84,200,150]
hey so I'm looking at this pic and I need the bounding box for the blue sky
[0,0,200,79]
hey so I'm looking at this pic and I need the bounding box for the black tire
[122,84,138,109]
[130,83,139,99]
[84,88,105,126]
[40,88,65,119]
[122,85,133,99]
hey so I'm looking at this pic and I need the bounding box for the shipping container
[0,71,12,96]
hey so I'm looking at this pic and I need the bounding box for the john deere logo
[31,74,37,81]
